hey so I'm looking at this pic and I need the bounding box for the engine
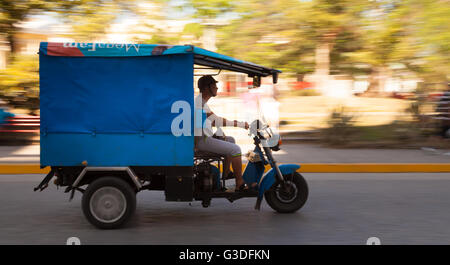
[194,162,219,193]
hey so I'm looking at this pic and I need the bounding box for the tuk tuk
[35,42,308,229]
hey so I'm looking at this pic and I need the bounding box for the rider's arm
[206,111,249,129]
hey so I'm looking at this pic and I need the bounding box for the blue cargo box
[39,43,195,167]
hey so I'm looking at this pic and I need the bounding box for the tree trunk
[313,33,337,95]
[366,68,379,95]
[202,26,217,51]
[6,30,17,54]
[365,66,389,96]
[313,41,331,94]
[315,41,330,77]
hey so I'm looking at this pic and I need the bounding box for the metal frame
[72,167,142,190]
[194,67,222,76]
[194,55,277,77]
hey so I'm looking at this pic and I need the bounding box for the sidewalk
[274,143,450,164]
[0,145,39,164]
[0,143,448,164]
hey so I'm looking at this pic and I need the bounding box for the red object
[0,129,39,133]
[290,81,314,90]
[1,116,40,134]
[47,43,84,57]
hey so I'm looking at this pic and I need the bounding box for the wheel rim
[275,181,298,203]
[90,187,127,224]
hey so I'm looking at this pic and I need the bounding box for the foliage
[216,0,317,74]
[288,89,321,97]
[320,88,446,147]
[0,55,39,113]
[187,0,236,19]
[322,107,357,145]
[0,0,136,50]
[63,1,124,42]
[1,0,449,113]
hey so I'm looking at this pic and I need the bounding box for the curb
[1,163,450,174]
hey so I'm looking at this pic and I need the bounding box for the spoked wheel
[82,177,136,229]
[265,172,308,213]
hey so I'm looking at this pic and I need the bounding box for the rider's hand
[244,122,249,130]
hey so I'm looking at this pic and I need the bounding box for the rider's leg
[231,155,256,189]
[223,155,231,178]
[222,136,235,179]
[231,155,244,187]
[223,137,248,188]
[196,136,255,189]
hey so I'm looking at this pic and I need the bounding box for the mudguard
[258,164,300,199]
[242,161,266,185]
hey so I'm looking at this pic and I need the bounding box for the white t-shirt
[194,94,213,137]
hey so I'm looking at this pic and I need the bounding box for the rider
[194,75,252,191]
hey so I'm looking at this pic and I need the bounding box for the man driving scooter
[194,75,254,191]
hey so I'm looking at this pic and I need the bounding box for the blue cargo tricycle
[35,42,308,229]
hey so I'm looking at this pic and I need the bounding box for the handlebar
[249,119,281,150]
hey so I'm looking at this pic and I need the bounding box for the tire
[265,172,308,213]
[82,177,136,229]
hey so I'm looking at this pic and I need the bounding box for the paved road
[1,173,450,245]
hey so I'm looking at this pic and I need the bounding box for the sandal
[236,183,258,192]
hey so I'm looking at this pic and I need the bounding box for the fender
[258,164,300,198]
[72,167,142,190]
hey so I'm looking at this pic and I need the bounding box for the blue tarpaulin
[40,54,193,134]
[39,42,280,167]
[40,46,194,167]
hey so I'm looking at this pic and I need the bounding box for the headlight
[268,134,281,151]
[271,138,281,151]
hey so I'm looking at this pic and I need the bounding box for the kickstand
[69,189,76,202]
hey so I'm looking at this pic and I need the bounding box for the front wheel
[265,172,308,213]
[82,177,136,229]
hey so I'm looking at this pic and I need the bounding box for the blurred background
[0,0,449,149]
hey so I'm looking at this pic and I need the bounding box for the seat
[194,149,225,160]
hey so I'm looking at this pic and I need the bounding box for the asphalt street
[1,173,450,245]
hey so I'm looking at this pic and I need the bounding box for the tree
[0,0,133,53]
[177,0,239,50]
[188,0,236,19]
[0,54,39,113]
[403,0,450,84]
[0,0,50,53]
[215,0,364,78]
[63,1,121,42]
[216,0,316,75]
[346,0,450,93]
[0,0,135,112]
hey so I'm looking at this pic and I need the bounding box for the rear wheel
[265,172,308,213]
[82,177,136,229]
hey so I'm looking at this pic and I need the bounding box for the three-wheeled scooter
[35,42,308,229]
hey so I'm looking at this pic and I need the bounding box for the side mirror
[253,76,261,88]
[272,72,278,84]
